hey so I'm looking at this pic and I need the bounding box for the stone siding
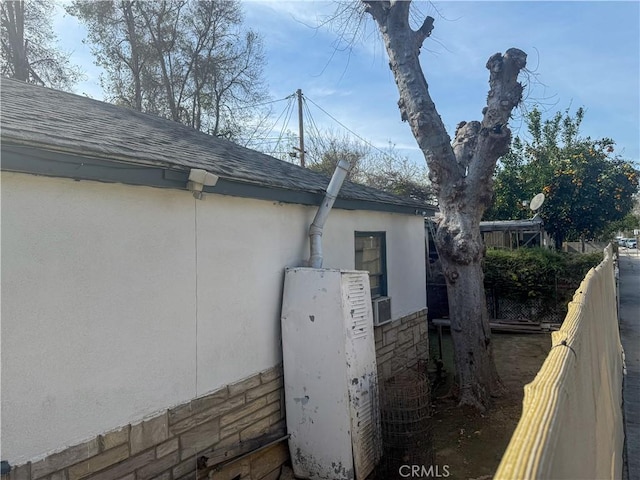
[3,366,287,480]
[374,308,429,381]
[3,311,429,480]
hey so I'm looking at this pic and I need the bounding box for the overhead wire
[304,95,400,163]
[271,95,297,157]
[244,90,404,167]
[234,96,292,111]
[250,95,295,154]
[302,97,327,164]
[241,94,294,149]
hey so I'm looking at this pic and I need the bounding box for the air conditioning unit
[372,296,392,326]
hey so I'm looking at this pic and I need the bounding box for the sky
[53,1,640,168]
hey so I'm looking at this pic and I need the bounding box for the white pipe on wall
[308,158,352,268]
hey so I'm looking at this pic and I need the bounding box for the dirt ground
[430,331,552,480]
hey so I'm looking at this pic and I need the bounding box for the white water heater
[281,268,382,480]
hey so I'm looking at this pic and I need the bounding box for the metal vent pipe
[308,158,351,268]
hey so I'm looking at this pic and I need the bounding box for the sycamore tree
[486,107,639,248]
[68,0,268,139]
[354,1,527,409]
[1,0,82,89]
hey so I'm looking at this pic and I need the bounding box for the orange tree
[485,107,638,247]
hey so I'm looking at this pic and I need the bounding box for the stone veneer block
[239,416,271,442]
[397,320,412,332]
[149,473,171,480]
[380,362,392,380]
[99,426,130,451]
[413,325,421,340]
[214,430,241,449]
[169,395,245,436]
[270,422,287,440]
[191,388,229,411]
[221,400,280,438]
[85,450,155,480]
[171,458,196,479]
[377,343,395,357]
[173,473,196,480]
[219,398,267,428]
[130,413,169,455]
[397,328,414,346]
[135,451,179,480]
[227,375,261,397]
[381,322,396,334]
[31,439,100,479]
[374,309,429,381]
[179,419,220,460]
[67,444,129,480]
[47,472,68,480]
[155,437,179,458]
[259,366,283,384]
[168,388,229,426]
[245,377,283,403]
[6,464,31,480]
[377,349,394,366]
[9,367,290,480]
[419,321,428,335]
[383,328,398,346]
[265,389,281,405]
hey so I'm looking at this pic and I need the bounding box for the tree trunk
[139,3,179,122]
[3,0,29,81]
[440,242,501,408]
[363,0,526,410]
[122,1,142,111]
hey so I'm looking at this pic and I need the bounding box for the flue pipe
[308,158,352,268]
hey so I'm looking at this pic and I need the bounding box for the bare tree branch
[360,0,527,410]
[1,0,82,89]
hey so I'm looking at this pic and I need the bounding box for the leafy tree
[486,107,639,247]
[600,211,640,241]
[360,145,435,203]
[325,1,528,410]
[306,129,369,181]
[305,129,435,203]
[1,0,83,89]
[68,0,268,139]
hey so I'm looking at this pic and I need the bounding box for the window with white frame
[355,231,387,298]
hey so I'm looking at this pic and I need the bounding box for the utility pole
[296,88,305,167]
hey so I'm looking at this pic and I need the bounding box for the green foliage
[306,130,435,203]
[602,211,640,239]
[68,0,267,139]
[483,247,603,302]
[1,0,83,90]
[306,129,368,180]
[485,107,639,246]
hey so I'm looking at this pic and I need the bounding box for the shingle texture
[1,78,433,210]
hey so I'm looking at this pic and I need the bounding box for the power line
[234,95,293,111]
[302,98,327,163]
[244,90,406,167]
[304,95,401,163]
[271,96,297,157]
[253,95,295,154]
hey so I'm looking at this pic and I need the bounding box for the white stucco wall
[0,171,426,463]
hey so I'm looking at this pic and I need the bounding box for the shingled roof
[1,78,435,214]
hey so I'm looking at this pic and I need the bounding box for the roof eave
[1,142,432,216]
